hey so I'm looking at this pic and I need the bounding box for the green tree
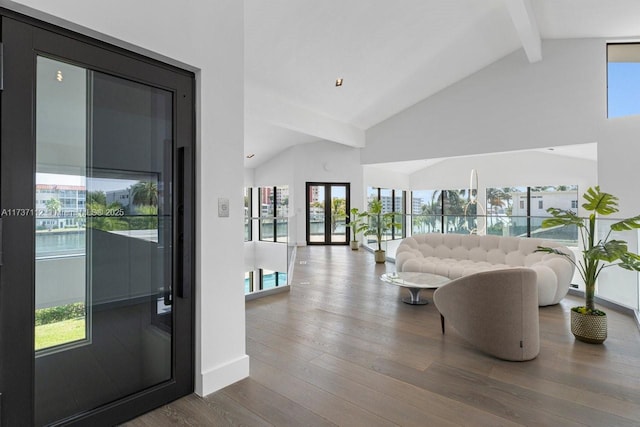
[330,197,346,232]
[486,188,506,214]
[416,201,439,233]
[45,198,62,216]
[131,205,158,230]
[364,199,401,251]
[87,191,106,206]
[130,181,158,207]
[441,190,467,232]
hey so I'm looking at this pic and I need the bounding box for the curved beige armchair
[433,268,540,361]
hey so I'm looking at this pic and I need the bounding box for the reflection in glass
[276,186,289,242]
[35,57,88,352]
[330,186,347,243]
[35,56,174,425]
[244,187,251,241]
[309,185,325,242]
[530,185,578,245]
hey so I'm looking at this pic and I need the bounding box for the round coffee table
[381,272,451,305]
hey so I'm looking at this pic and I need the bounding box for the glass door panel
[34,56,173,425]
[306,183,349,245]
[35,57,88,353]
[330,185,347,243]
[308,185,326,243]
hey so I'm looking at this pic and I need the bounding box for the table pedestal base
[402,287,429,305]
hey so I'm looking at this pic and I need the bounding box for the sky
[607,62,640,118]
[36,173,138,192]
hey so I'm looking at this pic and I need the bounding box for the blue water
[36,231,85,257]
[245,272,287,293]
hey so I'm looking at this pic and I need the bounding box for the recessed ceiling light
[335,78,343,87]
[246,154,255,159]
[56,70,63,82]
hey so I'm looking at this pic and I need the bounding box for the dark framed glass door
[0,14,194,426]
[306,182,350,245]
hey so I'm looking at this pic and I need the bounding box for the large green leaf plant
[344,207,369,242]
[537,186,640,314]
[364,199,402,252]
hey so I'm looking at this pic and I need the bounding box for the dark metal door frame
[305,182,351,245]
[0,11,195,426]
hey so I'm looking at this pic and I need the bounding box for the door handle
[177,146,192,299]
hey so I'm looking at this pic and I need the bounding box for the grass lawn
[35,318,86,351]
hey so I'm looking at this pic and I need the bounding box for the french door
[0,14,194,426]
[306,182,350,245]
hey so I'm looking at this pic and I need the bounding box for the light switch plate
[218,198,229,217]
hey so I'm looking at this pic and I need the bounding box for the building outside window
[411,190,442,234]
[485,185,577,244]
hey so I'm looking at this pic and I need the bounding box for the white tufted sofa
[395,234,575,306]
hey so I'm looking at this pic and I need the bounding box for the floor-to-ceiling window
[245,185,291,296]
[485,185,578,245]
[368,187,406,242]
[411,190,442,234]
[258,185,289,243]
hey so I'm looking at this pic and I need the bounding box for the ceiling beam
[504,0,542,63]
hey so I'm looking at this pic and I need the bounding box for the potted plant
[536,186,640,344]
[364,199,402,263]
[345,207,369,250]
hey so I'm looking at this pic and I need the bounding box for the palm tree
[417,201,439,233]
[130,181,158,207]
[330,197,346,232]
[441,190,467,232]
[486,188,506,214]
[87,191,106,206]
[45,198,62,216]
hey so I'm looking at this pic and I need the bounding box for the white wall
[292,141,363,245]
[409,150,597,199]
[364,39,604,164]
[5,0,248,395]
[244,241,288,278]
[253,140,363,246]
[244,168,255,188]
[363,166,411,192]
[254,147,295,191]
[597,117,640,217]
[365,36,640,214]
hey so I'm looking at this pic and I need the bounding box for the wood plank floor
[125,245,640,426]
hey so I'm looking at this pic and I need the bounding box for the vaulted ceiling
[244,0,640,168]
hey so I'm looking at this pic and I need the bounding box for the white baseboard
[196,354,250,396]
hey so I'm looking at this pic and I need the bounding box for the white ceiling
[244,0,640,168]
